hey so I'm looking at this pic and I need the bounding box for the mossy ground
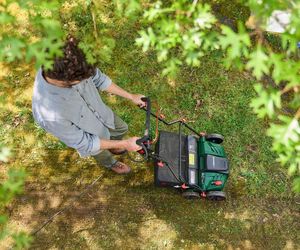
[0,1,299,249]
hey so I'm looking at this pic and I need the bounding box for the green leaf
[250,84,281,118]
[185,51,203,67]
[0,215,8,225]
[219,22,250,70]
[267,116,300,147]
[136,27,156,52]
[288,163,298,176]
[0,37,26,62]
[162,58,182,77]
[246,45,269,79]
[292,177,300,192]
[40,19,61,30]
[282,61,300,89]
[32,0,60,12]
[0,93,7,104]
[114,0,141,18]
[0,226,9,241]
[0,12,15,24]
[269,53,284,84]
[12,231,32,250]
[157,49,168,62]
[143,2,172,21]
[25,42,46,67]
[219,22,250,58]
[0,168,26,204]
[290,94,300,109]
[78,42,97,65]
[193,4,216,29]
[25,39,63,69]
[282,33,298,54]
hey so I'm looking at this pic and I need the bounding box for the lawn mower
[134,97,229,200]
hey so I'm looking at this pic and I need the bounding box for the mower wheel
[182,190,200,199]
[205,133,224,144]
[207,191,226,201]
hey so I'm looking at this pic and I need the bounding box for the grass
[0,1,299,249]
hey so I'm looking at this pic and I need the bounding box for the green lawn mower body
[137,97,229,201]
[154,131,229,200]
[197,136,229,199]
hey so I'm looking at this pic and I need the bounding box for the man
[32,36,144,174]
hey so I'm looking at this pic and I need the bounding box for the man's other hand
[124,137,142,151]
[130,94,146,108]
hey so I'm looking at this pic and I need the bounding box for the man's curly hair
[43,35,95,85]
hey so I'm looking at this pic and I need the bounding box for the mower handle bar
[136,97,151,148]
[136,97,201,151]
[138,97,201,137]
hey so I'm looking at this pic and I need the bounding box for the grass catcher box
[154,130,188,187]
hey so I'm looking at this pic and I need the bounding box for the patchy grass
[0,1,299,249]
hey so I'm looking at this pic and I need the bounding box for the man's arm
[43,119,141,157]
[105,82,146,107]
[92,69,145,107]
[100,137,141,151]
[92,68,146,107]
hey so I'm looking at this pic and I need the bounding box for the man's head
[43,35,95,85]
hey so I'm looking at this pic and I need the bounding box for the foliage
[0,0,64,69]
[115,0,300,192]
[0,147,31,249]
[135,1,219,76]
[0,0,64,248]
[60,0,116,65]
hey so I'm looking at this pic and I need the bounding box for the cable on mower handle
[135,96,202,160]
[139,100,201,137]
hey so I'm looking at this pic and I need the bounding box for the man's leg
[92,113,130,173]
[110,113,128,140]
[93,150,117,169]
[108,113,128,155]
[92,147,131,174]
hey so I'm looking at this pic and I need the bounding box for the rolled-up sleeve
[44,119,101,157]
[92,68,112,91]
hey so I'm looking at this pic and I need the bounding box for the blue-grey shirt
[32,68,114,157]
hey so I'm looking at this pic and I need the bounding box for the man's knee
[110,122,128,139]
[111,114,128,138]
[115,123,128,137]
[120,122,128,134]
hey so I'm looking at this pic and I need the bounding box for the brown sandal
[111,161,131,174]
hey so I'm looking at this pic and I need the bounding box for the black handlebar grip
[136,138,144,146]
[136,136,148,146]
[141,97,148,102]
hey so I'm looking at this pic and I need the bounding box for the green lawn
[0,2,299,250]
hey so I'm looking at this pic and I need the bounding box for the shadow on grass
[9,150,299,249]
